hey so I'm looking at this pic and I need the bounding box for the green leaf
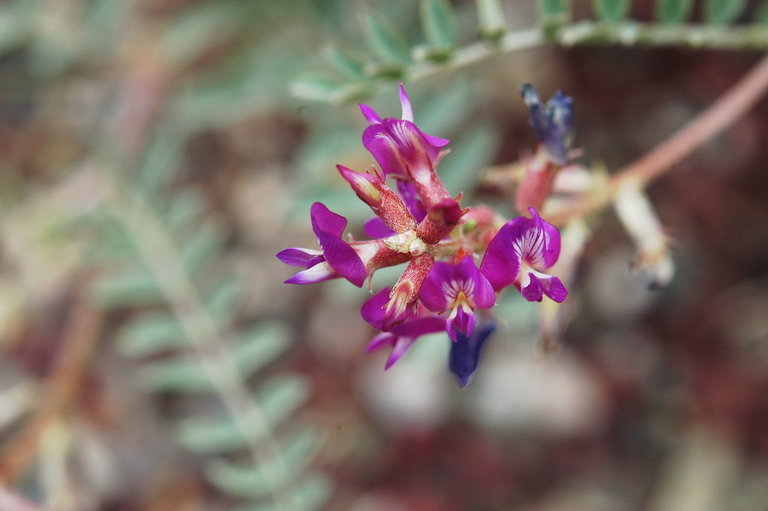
[655,0,693,24]
[704,0,746,25]
[437,123,499,195]
[326,47,366,80]
[206,427,320,497]
[91,271,162,307]
[204,275,242,326]
[420,0,457,48]
[363,14,410,64]
[476,0,507,40]
[235,323,292,377]
[164,189,206,234]
[159,1,244,69]
[593,0,630,22]
[258,375,309,428]
[290,77,365,104]
[177,415,245,454]
[180,221,227,275]
[137,127,185,195]
[537,0,570,20]
[759,1,768,26]
[138,358,215,393]
[118,314,184,357]
[230,475,331,511]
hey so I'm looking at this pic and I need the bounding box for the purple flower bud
[520,84,574,166]
[449,321,496,387]
[359,83,449,180]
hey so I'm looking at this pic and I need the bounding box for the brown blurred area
[0,0,767,510]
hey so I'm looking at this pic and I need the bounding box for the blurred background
[0,0,767,510]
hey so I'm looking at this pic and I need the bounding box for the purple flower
[419,257,495,342]
[520,84,574,166]
[360,83,449,181]
[480,207,567,303]
[450,321,496,387]
[277,202,367,287]
[361,288,446,369]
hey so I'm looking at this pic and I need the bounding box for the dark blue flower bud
[520,83,574,165]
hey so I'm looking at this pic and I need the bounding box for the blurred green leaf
[655,0,693,24]
[91,271,162,307]
[180,221,227,276]
[118,314,184,357]
[235,323,292,377]
[137,128,185,195]
[437,123,499,195]
[537,0,571,23]
[206,427,320,497]
[327,47,367,80]
[204,276,242,326]
[593,0,631,22]
[760,1,768,25]
[159,1,245,69]
[177,415,245,454]
[291,77,366,104]
[704,0,746,25]
[138,358,215,393]
[258,375,309,428]
[421,0,457,48]
[164,189,207,235]
[230,475,331,511]
[363,14,410,64]
[476,0,507,40]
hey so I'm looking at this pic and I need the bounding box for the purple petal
[528,208,561,269]
[450,322,496,387]
[363,217,396,239]
[458,257,495,309]
[359,103,382,124]
[385,336,417,369]
[366,331,395,353]
[539,274,568,303]
[520,272,544,302]
[447,305,475,343]
[276,247,324,268]
[396,180,426,222]
[421,132,450,149]
[480,221,524,292]
[310,202,347,239]
[390,316,446,337]
[362,119,446,179]
[314,230,365,287]
[361,287,390,329]
[398,82,414,122]
[418,262,455,312]
[284,262,337,285]
[309,202,366,287]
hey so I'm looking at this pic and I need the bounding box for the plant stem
[548,52,768,225]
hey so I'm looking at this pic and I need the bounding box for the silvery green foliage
[0,1,332,509]
[293,0,768,104]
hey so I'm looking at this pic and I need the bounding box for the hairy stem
[112,188,305,511]
[548,52,768,225]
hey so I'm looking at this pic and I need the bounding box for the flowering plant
[279,84,572,386]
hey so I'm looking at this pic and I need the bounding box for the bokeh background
[0,0,767,510]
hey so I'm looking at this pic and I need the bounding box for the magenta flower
[277,202,368,287]
[450,321,496,387]
[480,207,567,303]
[361,288,446,369]
[419,257,495,342]
[360,83,449,181]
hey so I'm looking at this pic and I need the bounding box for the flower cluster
[279,84,572,386]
